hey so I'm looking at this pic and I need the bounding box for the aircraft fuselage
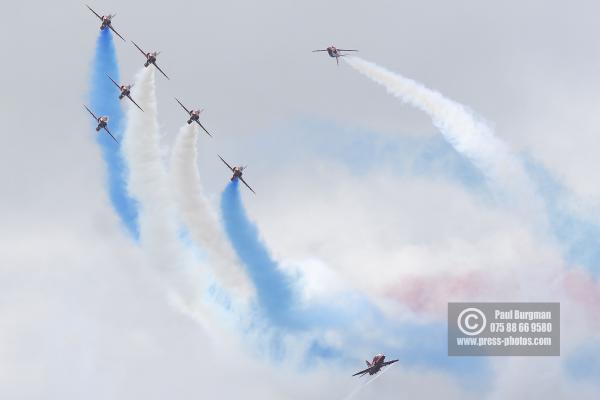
[367,354,386,375]
[187,111,201,124]
[95,116,109,131]
[327,47,339,58]
[231,168,243,181]
[144,54,157,67]
[100,17,112,30]
[119,87,131,99]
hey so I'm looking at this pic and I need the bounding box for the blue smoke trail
[90,29,139,238]
[221,180,303,329]
[220,180,407,331]
[221,180,488,381]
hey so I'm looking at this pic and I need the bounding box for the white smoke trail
[344,57,543,217]
[122,67,212,328]
[169,124,253,300]
[342,366,393,400]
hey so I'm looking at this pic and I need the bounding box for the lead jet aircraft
[86,5,125,41]
[352,354,398,377]
[175,98,212,137]
[107,75,144,112]
[83,105,118,144]
[132,41,170,80]
[218,155,255,194]
[312,45,358,65]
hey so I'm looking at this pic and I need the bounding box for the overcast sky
[1,1,599,399]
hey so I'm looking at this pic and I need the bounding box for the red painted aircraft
[132,41,170,80]
[218,155,255,194]
[86,5,125,41]
[352,354,398,377]
[312,45,358,65]
[175,98,212,137]
[107,75,144,112]
[83,105,118,144]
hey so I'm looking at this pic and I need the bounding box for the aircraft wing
[83,104,98,121]
[239,176,256,195]
[312,49,327,52]
[175,98,191,114]
[126,95,144,112]
[380,359,399,367]
[194,119,212,137]
[338,49,358,52]
[218,155,235,172]
[352,366,373,377]
[107,74,121,89]
[103,126,119,144]
[132,41,147,57]
[109,25,125,41]
[86,5,102,21]
[153,63,170,80]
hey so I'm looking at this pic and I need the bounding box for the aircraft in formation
[84,6,400,380]
[175,98,212,137]
[83,105,118,143]
[86,5,125,41]
[218,155,255,194]
[84,8,363,195]
[132,41,170,80]
[312,45,358,65]
[107,75,144,112]
[352,354,398,377]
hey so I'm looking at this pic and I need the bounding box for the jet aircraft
[83,105,118,143]
[312,45,358,65]
[107,75,144,112]
[175,98,212,137]
[132,41,170,80]
[86,5,125,41]
[352,354,398,377]
[218,155,255,194]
